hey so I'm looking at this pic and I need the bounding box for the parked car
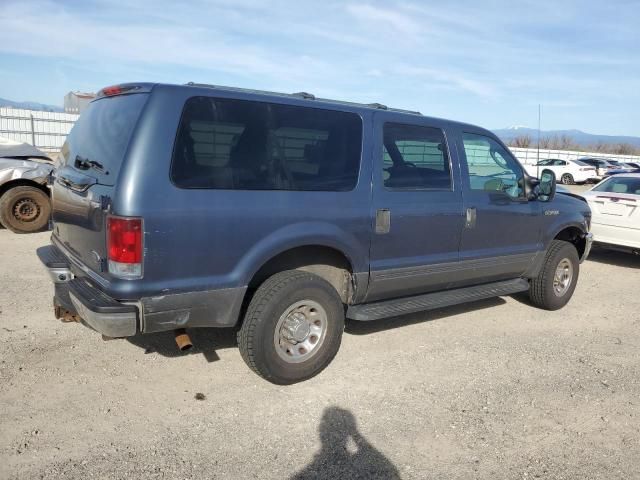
[37,83,593,384]
[606,159,634,170]
[581,173,640,254]
[525,158,597,185]
[0,137,53,233]
[579,158,617,179]
[603,162,640,178]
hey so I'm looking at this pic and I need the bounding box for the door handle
[465,207,477,229]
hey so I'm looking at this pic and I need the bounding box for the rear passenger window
[382,123,451,190]
[171,96,362,191]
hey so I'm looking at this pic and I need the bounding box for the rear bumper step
[36,245,73,283]
[38,245,138,337]
[68,278,138,337]
[347,278,530,321]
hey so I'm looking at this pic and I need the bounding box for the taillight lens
[107,216,143,278]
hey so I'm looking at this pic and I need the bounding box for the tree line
[507,135,639,156]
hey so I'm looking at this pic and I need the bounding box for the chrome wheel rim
[553,258,573,296]
[274,300,327,363]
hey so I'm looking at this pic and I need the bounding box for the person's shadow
[291,407,401,480]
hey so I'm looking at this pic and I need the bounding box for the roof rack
[184,82,422,115]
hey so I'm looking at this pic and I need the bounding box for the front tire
[529,240,579,310]
[0,186,51,233]
[237,270,345,385]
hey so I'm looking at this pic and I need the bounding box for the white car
[581,173,640,254]
[525,158,598,185]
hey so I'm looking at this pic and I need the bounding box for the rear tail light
[107,216,143,278]
[98,84,141,98]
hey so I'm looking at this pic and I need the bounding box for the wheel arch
[552,225,587,258]
[0,179,50,199]
[247,244,357,304]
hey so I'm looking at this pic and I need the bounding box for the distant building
[64,91,95,114]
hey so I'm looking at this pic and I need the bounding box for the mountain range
[493,126,640,148]
[0,97,63,113]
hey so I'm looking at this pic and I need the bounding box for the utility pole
[536,104,541,179]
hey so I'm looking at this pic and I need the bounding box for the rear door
[52,92,149,276]
[366,114,464,301]
[455,129,543,283]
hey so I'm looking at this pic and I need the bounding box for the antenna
[536,104,542,179]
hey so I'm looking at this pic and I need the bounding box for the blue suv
[38,83,593,384]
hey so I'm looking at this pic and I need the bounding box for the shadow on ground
[126,327,238,362]
[291,406,401,480]
[586,247,640,268]
[127,297,509,361]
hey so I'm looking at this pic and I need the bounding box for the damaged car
[0,137,53,233]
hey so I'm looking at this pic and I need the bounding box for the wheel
[529,240,579,310]
[237,270,345,385]
[561,173,574,185]
[0,186,51,233]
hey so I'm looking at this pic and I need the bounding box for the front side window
[382,123,451,190]
[171,97,362,191]
[462,132,524,199]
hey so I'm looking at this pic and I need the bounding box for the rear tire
[238,270,344,385]
[561,173,574,185]
[529,240,579,310]
[0,186,51,234]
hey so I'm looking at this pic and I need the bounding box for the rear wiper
[75,155,109,174]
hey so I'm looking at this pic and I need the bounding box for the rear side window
[382,123,451,190]
[61,94,148,186]
[171,96,363,191]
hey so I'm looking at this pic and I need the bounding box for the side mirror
[537,168,556,202]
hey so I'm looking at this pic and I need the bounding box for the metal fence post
[30,113,35,146]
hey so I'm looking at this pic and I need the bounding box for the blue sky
[1,0,638,135]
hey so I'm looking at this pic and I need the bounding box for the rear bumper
[37,244,245,336]
[590,223,640,250]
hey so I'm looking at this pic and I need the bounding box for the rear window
[61,94,148,185]
[171,96,363,191]
[592,177,640,194]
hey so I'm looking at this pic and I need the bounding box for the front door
[366,115,464,302]
[456,130,543,283]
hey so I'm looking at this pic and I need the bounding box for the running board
[347,278,529,321]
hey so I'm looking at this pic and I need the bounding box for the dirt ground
[1,197,640,479]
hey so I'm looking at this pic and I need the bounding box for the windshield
[592,176,640,194]
[574,160,589,166]
[60,93,148,185]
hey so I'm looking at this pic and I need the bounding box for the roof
[183,82,423,116]
[67,91,95,99]
[177,82,485,133]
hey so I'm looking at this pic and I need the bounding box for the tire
[529,240,579,311]
[561,173,574,185]
[0,186,51,234]
[238,270,345,385]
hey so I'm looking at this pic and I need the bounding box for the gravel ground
[1,193,639,479]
